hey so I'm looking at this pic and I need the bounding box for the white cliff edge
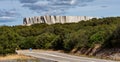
[23,16,96,26]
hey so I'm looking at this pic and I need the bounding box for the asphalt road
[16,50,118,62]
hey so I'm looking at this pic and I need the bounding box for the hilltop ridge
[23,16,95,26]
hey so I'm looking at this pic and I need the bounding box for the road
[16,50,118,62]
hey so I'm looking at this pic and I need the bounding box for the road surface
[16,50,118,62]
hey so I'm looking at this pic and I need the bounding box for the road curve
[16,50,118,62]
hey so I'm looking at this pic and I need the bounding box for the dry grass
[0,54,34,60]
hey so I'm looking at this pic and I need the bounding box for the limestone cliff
[23,16,95,26]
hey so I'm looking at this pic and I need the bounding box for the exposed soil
[71,48,120,61]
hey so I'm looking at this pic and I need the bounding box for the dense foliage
[0,17,120,55]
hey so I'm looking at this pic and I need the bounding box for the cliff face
[23,16,94,26]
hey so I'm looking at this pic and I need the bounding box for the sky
[0,0,120,26]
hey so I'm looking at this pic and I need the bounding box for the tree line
[0,17,120,55]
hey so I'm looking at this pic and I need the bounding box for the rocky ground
[70,44,120,61]
[95,48,120,61]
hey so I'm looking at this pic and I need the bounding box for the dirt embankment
[71,47,120,61]
[95,48,120,61]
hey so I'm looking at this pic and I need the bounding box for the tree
[34,33,57,49]
[0,27,23,55]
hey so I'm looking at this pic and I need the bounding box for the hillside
[0,17,120,60]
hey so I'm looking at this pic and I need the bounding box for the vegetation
[0,17,120,55]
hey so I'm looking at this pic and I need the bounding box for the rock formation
[23,15,95,26]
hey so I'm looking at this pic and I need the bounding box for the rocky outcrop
[23,15,95,26]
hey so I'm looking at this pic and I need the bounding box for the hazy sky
[0,0,120,26]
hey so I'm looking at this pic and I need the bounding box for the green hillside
[0,17,120,55]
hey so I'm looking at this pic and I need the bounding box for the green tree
[34,33,57,49]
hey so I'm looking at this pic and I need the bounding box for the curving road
[16,50,118,62]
